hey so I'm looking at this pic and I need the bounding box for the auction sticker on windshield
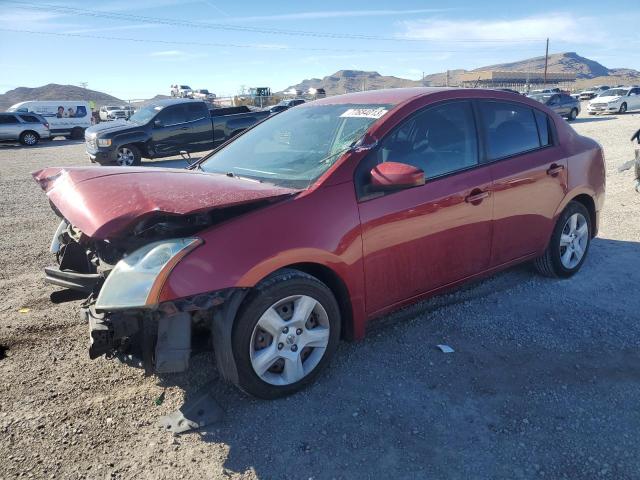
[340,108,388,119]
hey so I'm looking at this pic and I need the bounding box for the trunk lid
[33,166,298,239]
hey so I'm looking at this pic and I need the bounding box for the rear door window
[478,101,542,160]
[533,110,552,147]
[18,115,40,123]
[184,103,207,122]
[156,105,188,125]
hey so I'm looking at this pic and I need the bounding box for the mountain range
[1,52,639,109]
[0,83,123,111]
[285,52,640,95]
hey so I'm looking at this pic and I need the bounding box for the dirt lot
[1,110,640,480]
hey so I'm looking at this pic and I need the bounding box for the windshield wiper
[225,171,262,183]
[317,145,356,165]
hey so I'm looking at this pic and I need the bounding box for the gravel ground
[1,109,640,480]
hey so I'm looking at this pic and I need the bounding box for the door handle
[547,164,565,176]
[465,190,490,204]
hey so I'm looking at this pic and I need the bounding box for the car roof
[312,87,456,106]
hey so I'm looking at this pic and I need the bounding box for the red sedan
[35,88,605,399]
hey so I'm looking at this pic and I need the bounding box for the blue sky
[0,0,638,99]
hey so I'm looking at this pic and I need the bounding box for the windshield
[200,89,209,94]
[530,94,554,103]
[128,104,160,124]
[599,88,627,97]
[200,103,393,188]
[106,106,120,111]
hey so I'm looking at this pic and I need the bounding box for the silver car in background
[0,112,50,145]
[528,92,581,121]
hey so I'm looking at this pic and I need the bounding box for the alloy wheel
[250,295,330,386]
[24,133,37,145]
[116,147,135,166]
[559,213,589,269]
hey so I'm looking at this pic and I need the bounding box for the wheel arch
[20,129,39,139]
[121,141,147,155]
[244,261,356,341]
[554,188,598,238]
[569,193,597,238]
[280,262,356,341]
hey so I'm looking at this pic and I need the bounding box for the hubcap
[24,134,36,145]
[117,148,135,166]
[559,213,589,269]
[250,295,330,386]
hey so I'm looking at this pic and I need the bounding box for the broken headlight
[95,238,202,310]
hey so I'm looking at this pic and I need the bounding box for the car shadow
[0,139,84,149]
[571,116,616,123]
[153,236,640,478]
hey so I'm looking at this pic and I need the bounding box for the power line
[5,0,547,45]
[0,28,540,54]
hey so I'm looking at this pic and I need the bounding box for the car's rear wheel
[534,201,591,278]
[619,103,628,114]
[116,145,141,166]
[568,108,578,121]
[71,127,85,140]
[232,269,341,399]
[19,131,39,146]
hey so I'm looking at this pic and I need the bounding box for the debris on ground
[157,390,223,434]
[436,344,455,353]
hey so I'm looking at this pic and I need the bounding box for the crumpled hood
[32,166,298,239]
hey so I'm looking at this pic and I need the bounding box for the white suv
[588,87,640,114]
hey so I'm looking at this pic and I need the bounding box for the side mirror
[370,162,425,190]
[154,119,163,128]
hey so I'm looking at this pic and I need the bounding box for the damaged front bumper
[82,288,246,379]
[44,220,249,383]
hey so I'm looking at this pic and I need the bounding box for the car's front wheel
[232,270,341,399]
[534,201,592,278]
[619,103,628,114]
[116,145,141,166]
[568,108,578,121]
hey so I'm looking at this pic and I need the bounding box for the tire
[231,269,341,399]
[71,127,84,140]
[19,131,39,146]
[619,103,627,114]
[568,108,578,121]
[115,145,141,166]
[534,201,592,278]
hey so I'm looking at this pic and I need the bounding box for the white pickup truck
[170,85,193,98]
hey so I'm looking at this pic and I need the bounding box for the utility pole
[543,37,549,88]
[79,81,88,89]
